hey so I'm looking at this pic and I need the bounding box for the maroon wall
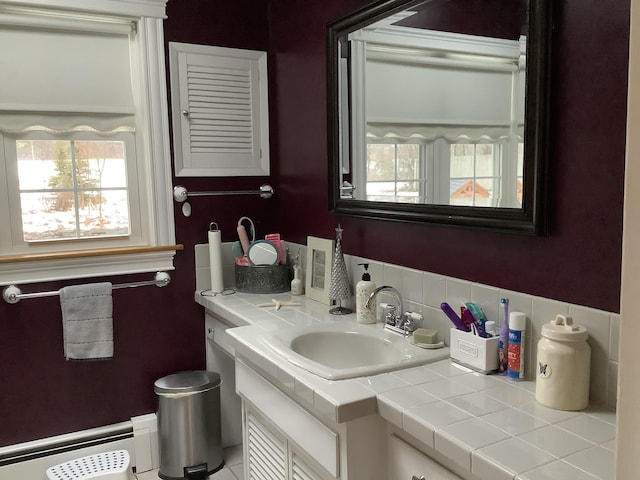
[0,0,271,448]
[271,0,628,314]
[0,0,629,448]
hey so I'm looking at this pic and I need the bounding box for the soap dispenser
[356,263,376,324]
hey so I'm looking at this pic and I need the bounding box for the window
[0,1,177,284]
[9,134,137,243]
[449,143,502,208]
[366,144,424,203]
[365,139,523,208]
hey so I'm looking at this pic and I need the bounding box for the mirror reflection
[328,0,551,233]
[338,0,527,208]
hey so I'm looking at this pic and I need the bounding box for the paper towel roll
[208,228,224,293]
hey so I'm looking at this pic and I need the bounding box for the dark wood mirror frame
[327,0,552,234]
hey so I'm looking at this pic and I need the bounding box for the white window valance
[366,123,522,144]
[358,28,526,147]
[0,11,136,133]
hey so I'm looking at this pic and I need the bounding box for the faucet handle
[384,305,397,325]
[402,311,423,332]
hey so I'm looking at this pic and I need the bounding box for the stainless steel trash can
[154,371,224,480]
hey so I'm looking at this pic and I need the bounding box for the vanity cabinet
[244,403,332,480]
[236,360,338,479]
[235,359,388,480]
[388,435,462,480]
[205,313,242,447]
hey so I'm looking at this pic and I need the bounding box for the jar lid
[541,315,588,342]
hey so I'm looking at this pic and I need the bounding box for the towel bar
[173,184,274,217]
[2,271,171,304]
[173,184,274,202]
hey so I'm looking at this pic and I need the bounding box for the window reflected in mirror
[328,0,551,233]
[364,140,523,208]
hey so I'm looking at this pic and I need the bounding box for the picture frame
[305,236,335,305]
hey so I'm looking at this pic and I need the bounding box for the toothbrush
[463,302,488,337]
[462,308,485,337]
[500,298,509,331]
[440,302,469,331]
[498,298,510,375]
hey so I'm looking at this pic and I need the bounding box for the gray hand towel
[60,282,113,361]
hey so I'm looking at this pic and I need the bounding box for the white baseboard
[0,413,158,479]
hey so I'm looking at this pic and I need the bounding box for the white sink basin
[262,321,449,380]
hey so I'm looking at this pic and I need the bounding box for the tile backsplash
[195,242,619,410]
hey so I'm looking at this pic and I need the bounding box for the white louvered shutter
[245,409,287,480]
[169,43,269,177]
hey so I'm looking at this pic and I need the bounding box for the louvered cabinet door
[244,405,334,480]
[245,408,287,480]
[169,42,270,177]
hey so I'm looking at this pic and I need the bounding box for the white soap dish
[413,341,445,349]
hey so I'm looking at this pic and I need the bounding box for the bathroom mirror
[327,0,552,234]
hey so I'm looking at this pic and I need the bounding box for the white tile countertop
[196,291,616,480]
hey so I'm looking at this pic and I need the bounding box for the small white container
[450,328,500,374]
[535,314,591,411]
[291,266,304,295]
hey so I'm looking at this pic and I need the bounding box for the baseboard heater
[0,414,158,477]
[0,421,133,467]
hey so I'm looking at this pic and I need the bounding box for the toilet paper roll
[208,229,224,293]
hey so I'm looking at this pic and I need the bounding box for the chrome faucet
[365,285,420,336]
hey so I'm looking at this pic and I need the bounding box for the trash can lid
[154,370,221,395]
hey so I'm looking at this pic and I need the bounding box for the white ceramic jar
[535,314,591,411]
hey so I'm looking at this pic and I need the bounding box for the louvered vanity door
[237,360,339,479]
[245,408,287,479]
[244,405,330,480]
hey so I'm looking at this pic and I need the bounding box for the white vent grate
[169,42,270,177]
[45,450,130,480]
[246,410,286,480]
[187,65,254,155]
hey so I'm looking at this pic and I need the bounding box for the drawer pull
[412,476,425,480]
